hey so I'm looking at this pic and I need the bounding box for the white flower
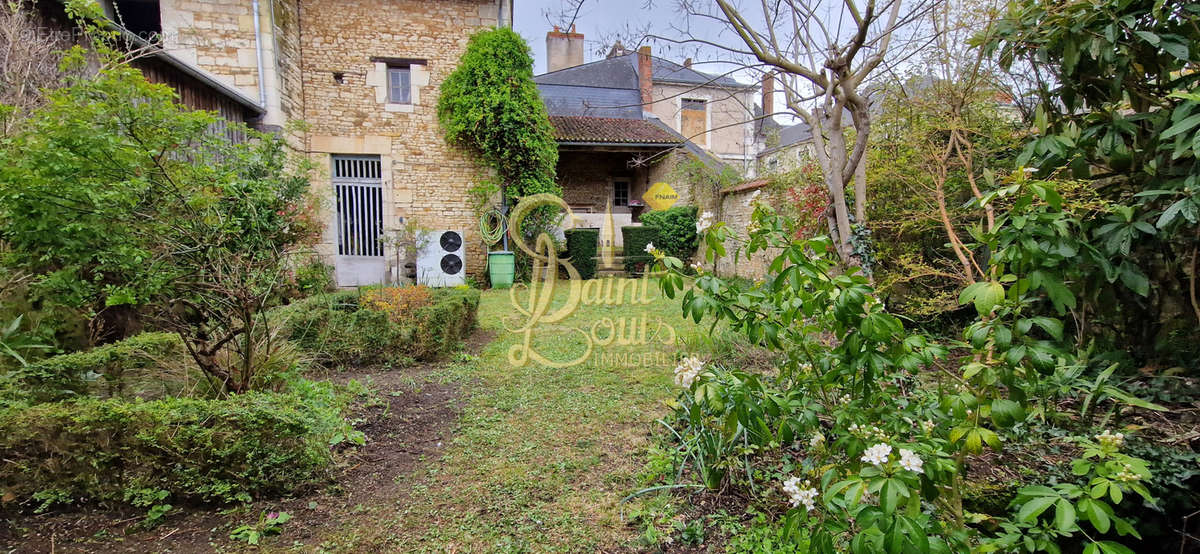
[689,262,703,273]
[921,420,935,434]
[1095,430,1125,450]
[809,433,825,449]
[744,189,761,207]
[898,449,924,474]
[861,443,892,466]
[696,211,715,233]
[782,477,818,511]
[673,356,704,388]
[1114,463,1141,482]
[644,242,656,254]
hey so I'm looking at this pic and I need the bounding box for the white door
[333,155,386,287]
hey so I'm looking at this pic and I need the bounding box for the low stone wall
[700,185,782,281]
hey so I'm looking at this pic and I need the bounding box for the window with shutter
[681,98,707,146]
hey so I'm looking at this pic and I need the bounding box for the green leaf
[1097,541,1135,554]
[1085,499,1111,533]
[1133,30,1160,46]
[1030,317,1064,340]
[1055,498,1077,532]
[990,398,1026,428]
[1163,113,1200,139]
[974,281,1005,315]
[1017,496,1057,523]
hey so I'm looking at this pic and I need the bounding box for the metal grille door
[333,155,386,286]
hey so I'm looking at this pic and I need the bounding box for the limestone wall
[297,0,499,278]
[159,0,261,98]
[702,186,782,281]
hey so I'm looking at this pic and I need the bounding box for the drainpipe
[251,0,267,108]
[498,0,511,28]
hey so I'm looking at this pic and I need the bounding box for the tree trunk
[854,155,867,224]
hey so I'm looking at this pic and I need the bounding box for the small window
[613,180,630,207]
[387,66,411,104]
[681,98,708,146]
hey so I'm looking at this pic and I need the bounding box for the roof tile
[549,116,682,144]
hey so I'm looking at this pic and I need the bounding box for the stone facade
[647,83,757,174]
[156,0,508,283]
[159,0,262,99]
[296,0,497,280]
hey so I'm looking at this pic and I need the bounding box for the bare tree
[660,0,938,263]
[0,2,78,135]
[542,0,587,31]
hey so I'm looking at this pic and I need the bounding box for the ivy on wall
[437,28,560,205]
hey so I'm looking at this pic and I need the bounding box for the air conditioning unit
[416,230,466,287]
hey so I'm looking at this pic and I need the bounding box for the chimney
[638,45,653,108]
[762,72,776,116]
[546,24,585,72]
[683,58,692,68]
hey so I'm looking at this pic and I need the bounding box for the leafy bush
[1,332,194,404]
[0,65,321,394]
[563,228,599,279]
[278,288,479,367]
[622,226,660,275]
[438,28,561,282]
[647,193,1163,553]
[639,206,699,259]
[0,378,355,511]
[293,259,335,297]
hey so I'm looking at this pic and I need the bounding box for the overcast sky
[514,0,733,78]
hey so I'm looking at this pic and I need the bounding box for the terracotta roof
[721,178,769,194]
[548,116,683,144]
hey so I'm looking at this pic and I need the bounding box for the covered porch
[549,116,683,248]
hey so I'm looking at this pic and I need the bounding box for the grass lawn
[318,278,706,552]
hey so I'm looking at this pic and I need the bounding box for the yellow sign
[643,182,678,211]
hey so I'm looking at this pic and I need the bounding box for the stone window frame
[367,57,430,114]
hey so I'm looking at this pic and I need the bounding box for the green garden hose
[479,207,507,247]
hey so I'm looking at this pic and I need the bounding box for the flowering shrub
[648,184,1160,553]
[781,163,827,238]
[361,286,434,325]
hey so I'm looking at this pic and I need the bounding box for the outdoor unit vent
[416,230,466,287]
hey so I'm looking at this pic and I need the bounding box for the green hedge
[1,332,193,405]
[640,206,699,259]
[623,225,660,275]
[564,228,600,279]
[0,379,352,511]
[278,287,480,366]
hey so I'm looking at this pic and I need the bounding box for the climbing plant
[438,28,560,205]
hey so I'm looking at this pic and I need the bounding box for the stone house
[86,0,515,286]
[533,28,754,248]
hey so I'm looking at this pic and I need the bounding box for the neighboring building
[539,29,759,174]
[752,72,815,176]
[533,29,754,251]
[756,121,815,175]
[24,1,264,130]
[86,0,515,286]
